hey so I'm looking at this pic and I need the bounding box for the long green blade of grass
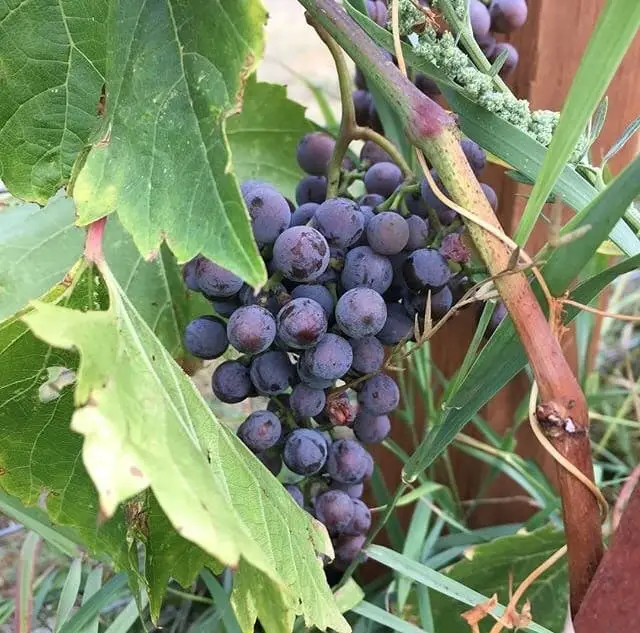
[17,532,41,633]
[351,600,431,633]
[514,0,640,245]
[80,567,103,633]
[104,596,147,633]
[200,570,242,633]
[55,558,83,632]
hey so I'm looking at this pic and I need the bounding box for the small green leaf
[55,558,83,632]
[334,579,365,614]
[73,0,267,286]
[350,601,428,633]
[602,115,640,167]
[17,532,42,633]
[227,77,316,200]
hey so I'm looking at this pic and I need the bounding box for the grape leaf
[72,0,267,286]
[429,526,568,633]
[227,77,315,200]
[0,0,107,202]
[22,261,349,633]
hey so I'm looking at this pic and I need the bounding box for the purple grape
[290,383,327,419]
[366,212,409,255]
[330,481,364,499]
[315,490,355,534]
[297,360,335,390]
[295,175,328,205]
[227,305,276,354]
[489,0,527,33]
[353,411,391,444]
[481,183,498,210]
[403,248,452,292]
[238,410,281,453]
[284,484,304,507]
[408,285,454,320]
[364,162,403,198]
[376,302,414,345]
[491,42,519,76]
[243,183,291,244]
[250,351,296,395]
[334,534,366,570]
[241,180,277,197]
[336,288,387,339]
[469,0,491,37]
[211,296,241,318]
[487,301,507,335]
[353,89,373,127]
[257,450,282,476]
[404,190,430,218]
[291,202,318,226]
[327,439,371,484]
[313,198,365,248]
[318,391,357,427]
[405,215,430,250]
[344,499,372,536]
[415,73,441,97]
[302,333,353,381]
[439,233,470,264]
[273,226,330,282]
[296,132,336,175]
[421,170,458,225]
[277,297,328,349]
[355,68,367,90]
[359,193,386,209]
[290,284,335,319]
[368,101,384,134]
[360,141,394,166]
[184,316,228,359]
[349,336,385,374]
[183,257,201,291]
[283,429,329,475]
[476,32,497,57]
[212,360,254,403]
[366,0,388,26]
[341,246,393,295]
[195,258,243,298]
[460,138,486,175]
[358,373,400,415]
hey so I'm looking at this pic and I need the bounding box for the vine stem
[297,0,604,613]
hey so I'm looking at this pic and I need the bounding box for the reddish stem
[84,217,107,264]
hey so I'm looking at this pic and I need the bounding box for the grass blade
[515,0,640,245]
[16,532,41,633]
[55,558,83,632]
[79,567,103,633]
[351,600,431,633]
[397,501,431,611]
[104,596,146,633]
[602,115,640,166]
[200,570,242,633]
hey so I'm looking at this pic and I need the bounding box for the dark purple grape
[284,484,304,507]
[405,215,430,250]
[183,257,201,291]
[239,282,290,317]
[313,198,365,248]
[366,0,388,26]
[212,360,254,403]
[283,429,329,475]
[238,410,281,453]
[257,450,282,476]
[353,411,391,444]
[358,374,400,415]
[276,297,328,349]
[353,89,372,127]
[359,193,386,209]
[330,481,364,498]
[414,72,440,97]
[476,32,497,57]
[296,132,336,175]
[290,383,327,419]
[243,183,291,244]
[184,316,228,359]
[327,439,371,484]
[336,288,387,339]
[376,302,414,345]
[403,248,452,292]
[481,183,498,210]
[302,333,353,381]
[460,139,486,175]
[250,351,296,395]
[290,284,335,319]
[341,246,393,294]
[360,141,394,166]
[439,233,470,264]
[355,68,367,90]
[420,170,457,225]
[291,202,318,226]
[469,0,491,37]
[489,0,527,33]
[195,258,243,298]
[349,336,385,374]
[318,391,356,427]
[273,226,330,282]
[366,212,410,255]
[449,274,471,303]
[491,42,519,76]
[344,499,372,536]
[241,180,277,197]
[334,534,366,570]
[227,305,276,354]
[368,101,384,133]
[297,360,335,390]
[408,285,454,321]
[315,490,355,534]
[404,190,429,218]
[364,162,403,198]
[295,175,328,205]
[211,296,241,318]
[487,301,507,335]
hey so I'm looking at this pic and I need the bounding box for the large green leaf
[429,526,567,633]
[22,261,348,633]
[73,0,266,286]
[0,1,107,202]
[227,78,315,200]
[515,0,640,245]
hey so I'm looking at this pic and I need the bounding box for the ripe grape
[365,0,388,26]
[250,351,296,395]
[296,132,336,175]
[489,0,528,33]
[277,297,328,349]
[403,248,452,292]
[358,373,400,415]
[273,226,330,282]
[327,439,371,484]
[211,296,241,319]
[195,258,243,298]
[182,257,201,291]
[366,212,410,255]
[184,316,228,359]
[290,284,335,319]
[359,193,386,209]
[334,534,366,569]
[364,162,403,198]
[211,360,254,403]
[405,215,430,250]
[290,383,327,419]
[349,336,385,374]
[481,183,498,210]
[227,305,276,354]
[302,333,353,381]
[297,360,335,390]
[469,0,491,37]
[491,42,519,76]
[291,202,318,226]
[404,190,429,218]
[353,89,373,127]
[408,285,454,320]
[460,138,486,175]
[336,288,387,339]
[313,198,365,248]
[295,175,328,205]
[476,32,497,57]
[376,302,414,345]
[283,429,329,475]
[284,484,304,507]
[487,301,507,335]
[360,141,394,166]
[355,68,367,90]
[314,490,355,534]
[344,499,372,536]
[420,169,457,225]
[353,411,391,444]
[238,410,282,453]
[243,182,291,244]
[331,481,364,499]
[341,246,393,294]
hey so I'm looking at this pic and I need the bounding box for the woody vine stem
[297,0,604,615]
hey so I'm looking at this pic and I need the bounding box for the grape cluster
[182,122,500,570]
